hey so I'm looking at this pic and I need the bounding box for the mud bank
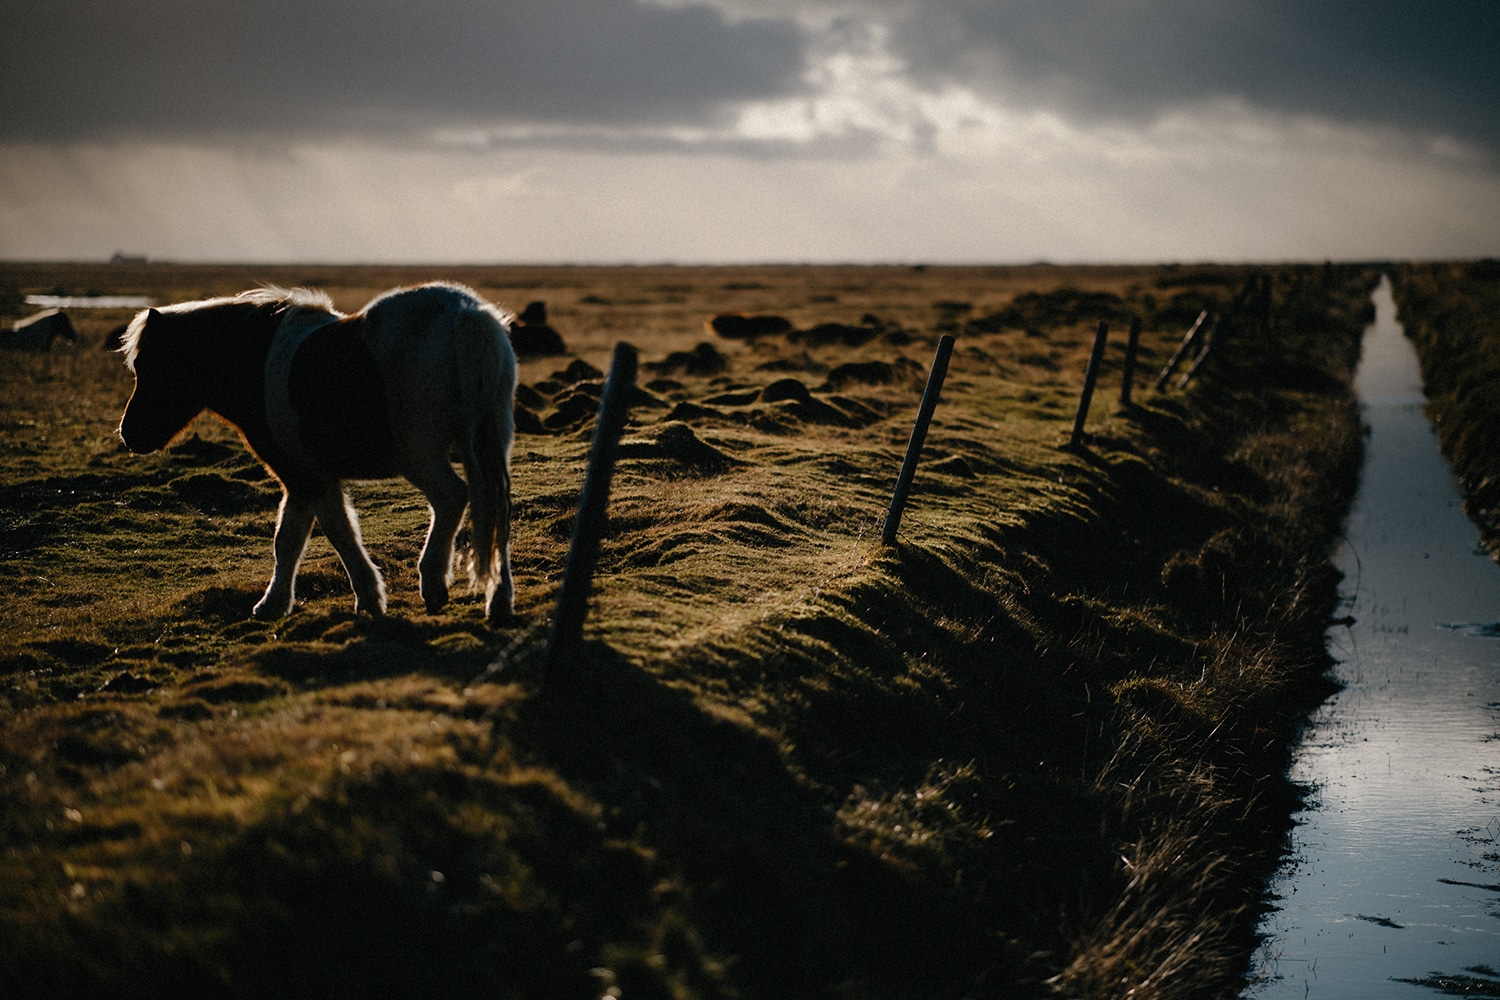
[1391,260,1500,565]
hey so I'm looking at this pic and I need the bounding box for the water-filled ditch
[1249,276,1500,997]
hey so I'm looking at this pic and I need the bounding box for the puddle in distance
[25,294,154,309]
[1249,276,1500,998]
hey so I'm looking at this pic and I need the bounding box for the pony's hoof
[251,597,290,620]
[354,582,387,617]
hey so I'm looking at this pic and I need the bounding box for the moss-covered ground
[1,261,1376,998]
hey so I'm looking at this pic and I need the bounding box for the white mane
[119,286,339,369]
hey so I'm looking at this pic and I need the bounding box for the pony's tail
[456,304,517,621]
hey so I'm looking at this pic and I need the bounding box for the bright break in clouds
[2,0,1498,263]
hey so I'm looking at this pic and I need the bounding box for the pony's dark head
[118,307,209,454]
[117,289,338,454]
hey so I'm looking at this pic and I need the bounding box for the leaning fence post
[1177,319,1218,389]
[543,342,638,679]
[1068,320,1109,450]
[1153,310,1208,391]
[1179,288,1244,390]
[881,334,956,546]
[1119,316,1141,408]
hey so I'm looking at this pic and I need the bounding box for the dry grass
[1,261,1374,999]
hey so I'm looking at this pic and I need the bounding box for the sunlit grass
[0,261,1376,998]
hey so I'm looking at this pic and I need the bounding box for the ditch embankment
[1,262,1376,998]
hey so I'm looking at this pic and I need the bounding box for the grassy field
[1,261,1374,998]
[1391,260,1500,563]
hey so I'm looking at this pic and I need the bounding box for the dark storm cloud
[5,0,1496,156]
[889,0,1500,151]
[0,0,807,140]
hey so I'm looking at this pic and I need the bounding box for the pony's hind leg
[311,487,386,615]
[492,463,514,620]
[407,461,469,614]
[253,493,316,619]
[461,448,513,623]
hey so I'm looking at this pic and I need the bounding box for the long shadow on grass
[245,613,503,688]
[523,643,1037,999]
[109,638,1038,999]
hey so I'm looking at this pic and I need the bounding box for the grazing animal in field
[117,283,518,622]
[4,308,78,350]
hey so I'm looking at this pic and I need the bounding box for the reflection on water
[1249,276,1500,998]
[1439,622,1500,639]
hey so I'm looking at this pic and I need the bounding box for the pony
[117,282,517,623]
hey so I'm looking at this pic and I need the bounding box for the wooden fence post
[1119,316,1141,408]
[1176,320,1218,388]
[543,342,638,679]
[1153,310,1208,391]
[882,335,956,546]
[1068,320,1109,450]
[1178,283,1250,389]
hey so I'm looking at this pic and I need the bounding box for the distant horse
[4,308,78,350]
[118,283,517,622]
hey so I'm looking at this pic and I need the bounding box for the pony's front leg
[252,493,316,620]
[313,488,386,616]
[410,464,469,615]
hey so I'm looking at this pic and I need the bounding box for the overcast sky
[2,0,1497,264]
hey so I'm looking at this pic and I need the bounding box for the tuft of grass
[0,261,1379,998]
